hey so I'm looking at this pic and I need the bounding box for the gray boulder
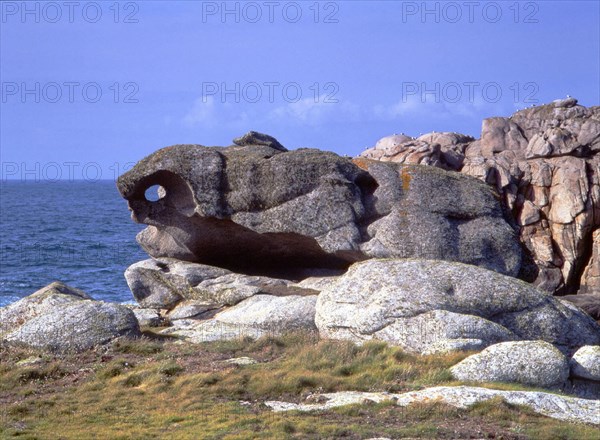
[124,305,164,327]
[160,294,317,342]
[1,283,140,352]
[570,345,600,381]
[117,135,521,280]
[0,281,90,335]
[450,341,570,388]
[315,259,600,354]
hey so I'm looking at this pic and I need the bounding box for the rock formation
[117,137,521,280]
[3,101,598,412]
[362,98,600,297]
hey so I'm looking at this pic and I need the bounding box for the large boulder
[117,134,521,280]
[1,282,140,352]
[315,259,600,354]
[362,100,600,296]
[450,341,570,388]
[0,281,91,334]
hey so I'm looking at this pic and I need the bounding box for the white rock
[571,346,600,380]
[160,294,317,342]
[265,386,600,425]
[450,341,569,388]
[225,357,258,365]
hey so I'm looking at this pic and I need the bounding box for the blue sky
[1,1,599,180]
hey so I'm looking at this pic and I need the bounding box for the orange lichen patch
[400,167,412,191]
[352,157,374,171]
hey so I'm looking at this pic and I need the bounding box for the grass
[0,331,598,439]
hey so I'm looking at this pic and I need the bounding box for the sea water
[0,181,147,306]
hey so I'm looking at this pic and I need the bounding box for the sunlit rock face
[363,99,600,296]
[117,133,521,281]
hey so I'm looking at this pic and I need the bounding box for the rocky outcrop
[0,282,140,352]
[450,341,569,388]
[362,99,600,296]
[361,132,472,171]
[315,259,600,354]
[265,386,600,425]
[117,134,521,280]
[570,345,600,381]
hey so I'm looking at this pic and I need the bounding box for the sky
[1,0,599,181]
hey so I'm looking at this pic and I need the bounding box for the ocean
[0,181,147,307]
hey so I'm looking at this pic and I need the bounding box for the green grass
[0,331,598,439]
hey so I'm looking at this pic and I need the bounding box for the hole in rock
[144,185,165,202]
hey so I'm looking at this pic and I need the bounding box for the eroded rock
[117,135,521,280]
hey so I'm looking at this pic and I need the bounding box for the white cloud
[268,95,360,126]
[183,96,217,127]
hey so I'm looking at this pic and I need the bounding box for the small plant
[158,362,184,377]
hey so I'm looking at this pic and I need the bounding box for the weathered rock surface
[315,259,600,354]
[125,258,300,310]
[362,132,472,171]
[117,134,521,280]
[1,283,140,352]
[362,100,600,296]
[124,305,164,327]
[265,386,600,425]
[450,341,569,388]
[580,229,600,294]
[160,294,317,342]
[561,294,600,321]
[0,282,91,335]
[570,345,600,381]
